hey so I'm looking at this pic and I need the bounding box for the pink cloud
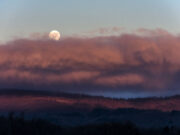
[0,29,180,93]
[95,74,144,87]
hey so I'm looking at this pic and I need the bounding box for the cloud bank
[0,29,180,95]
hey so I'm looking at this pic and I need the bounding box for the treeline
[0,113,179,135]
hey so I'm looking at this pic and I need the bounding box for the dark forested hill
[0,89,179,128]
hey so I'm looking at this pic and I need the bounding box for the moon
[49,30,61,41]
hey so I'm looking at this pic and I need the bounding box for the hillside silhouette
[0,89,179,128]
[0,113,179,135]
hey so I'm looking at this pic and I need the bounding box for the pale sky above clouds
[0,0,180,41]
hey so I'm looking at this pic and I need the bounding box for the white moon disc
[49,30,61,41]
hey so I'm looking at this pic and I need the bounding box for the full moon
[49,30,61,41]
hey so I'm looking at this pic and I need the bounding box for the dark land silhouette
[0,113,180,135]
[0,90,179,135]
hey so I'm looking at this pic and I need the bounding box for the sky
[0,0,180,98]
[0,0,180,41]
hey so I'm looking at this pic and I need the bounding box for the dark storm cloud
[0,29,180,93]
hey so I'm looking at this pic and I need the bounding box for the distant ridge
[0,89,179,112]
[0,88,179,100]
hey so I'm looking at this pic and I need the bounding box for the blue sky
[0,0,180,41]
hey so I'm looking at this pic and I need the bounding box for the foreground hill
[1,116,180,135]
[0,90,179,127]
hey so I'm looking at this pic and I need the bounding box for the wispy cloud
[85,27,125,36]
